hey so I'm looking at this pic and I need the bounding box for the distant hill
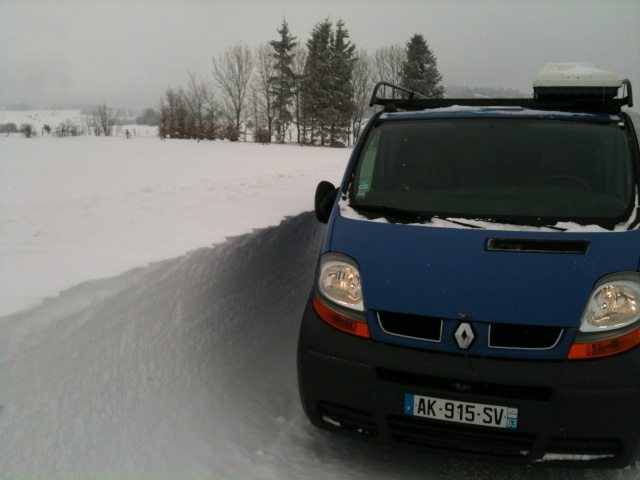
[0,109,83,131]
[0,109,158,137]
[4,103,34,111]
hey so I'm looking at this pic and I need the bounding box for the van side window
[355,129,379,198]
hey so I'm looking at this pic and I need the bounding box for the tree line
[2,103,160,139]
[159,19,445,146]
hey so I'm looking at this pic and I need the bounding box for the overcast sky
[1,0,639,111]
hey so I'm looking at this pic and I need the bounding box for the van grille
[378,311,442,341]
[315,402,622,462]
[377,368,553,401]
[376,311,564,352]
[489,323,563,349]
[387,415,534,457]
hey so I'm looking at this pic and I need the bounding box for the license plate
[404,393,518,430]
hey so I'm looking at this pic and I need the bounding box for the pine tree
[301,19,333,145]
[269,19,297,143]
[329,20,356,145]
[300,19,356,145]
[401,34,444,98]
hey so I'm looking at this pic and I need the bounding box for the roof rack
[369,79,633,114]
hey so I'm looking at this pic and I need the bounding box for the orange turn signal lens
[568,326,640,359]
[313,293,370,339]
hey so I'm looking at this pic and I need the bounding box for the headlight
[314,253,369,338]
[569,272,640,359]
[317,254,364,311]
[579,276,640,333]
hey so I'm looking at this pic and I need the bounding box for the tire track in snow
[1,213,636,479]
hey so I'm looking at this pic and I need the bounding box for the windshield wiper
[351,206,572,231]
[352,206,488,227]
[440,216,571,231]
[437,217,485,229]
[351,204,431,223]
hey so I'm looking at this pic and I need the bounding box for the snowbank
[3,213,635,478]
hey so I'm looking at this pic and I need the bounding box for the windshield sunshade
[351,119,636,229]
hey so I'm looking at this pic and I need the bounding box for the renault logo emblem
[454,322,475,350]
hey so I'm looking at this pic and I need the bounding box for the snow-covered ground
[0,109,84,131]
[1,118,639,479]
[0,132,344,316]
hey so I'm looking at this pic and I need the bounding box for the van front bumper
[297,301,640,468]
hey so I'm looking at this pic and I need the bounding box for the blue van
[297,63,640,467]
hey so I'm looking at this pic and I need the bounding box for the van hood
[326,215,640,328]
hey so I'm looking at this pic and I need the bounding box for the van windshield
[350,118,637,229]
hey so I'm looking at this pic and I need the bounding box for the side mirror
[314,181,338,223]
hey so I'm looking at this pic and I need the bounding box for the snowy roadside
[3,211,637,479]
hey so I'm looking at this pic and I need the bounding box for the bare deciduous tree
[93,103,116,136]
[185,73,212,141]
[20,123,36,138]
[290,44,307,143]
[56,119,81,137]
[212,42,254,131]
[251,43,276,140]
[159,87,189,138]
[203,87,220,140]
[372,44,405,87]
[351,49,375,142]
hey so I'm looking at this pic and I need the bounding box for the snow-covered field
[0,109,85,131]
[0,130,344,316]
[1,115,639,479]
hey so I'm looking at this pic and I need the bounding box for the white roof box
[533,62,623,99]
